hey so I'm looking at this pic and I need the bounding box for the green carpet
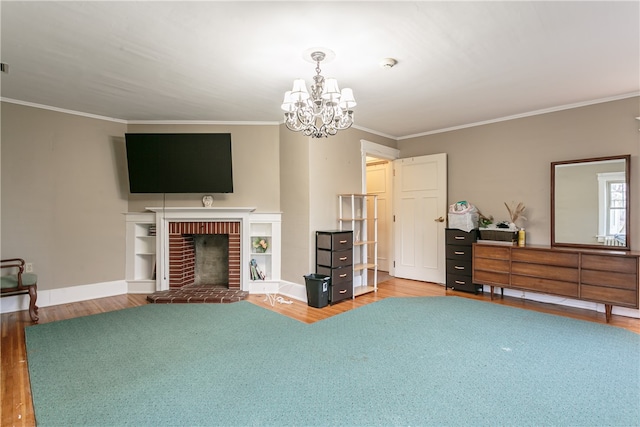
[26,297,639,426]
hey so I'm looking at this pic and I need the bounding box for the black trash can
[304,274,330,308]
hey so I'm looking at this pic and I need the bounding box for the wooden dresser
[316,230,354,304]
[472,243,640,321]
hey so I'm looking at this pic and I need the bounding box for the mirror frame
[551,154,630,251]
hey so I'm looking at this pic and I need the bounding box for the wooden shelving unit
[338,194,378,297]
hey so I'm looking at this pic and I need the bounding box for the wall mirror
[551,154,630,250]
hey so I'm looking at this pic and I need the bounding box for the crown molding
[397,92,640,140]
[0,97,127,124]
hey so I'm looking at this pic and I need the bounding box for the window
[598,172,626,245]
[607,181,626,235]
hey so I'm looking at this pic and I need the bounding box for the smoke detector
[379,58,397,69]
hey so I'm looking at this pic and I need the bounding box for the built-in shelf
[338,194,378,298]
[125,213,157,293]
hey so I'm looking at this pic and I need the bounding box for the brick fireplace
[147,207,257,293]
[168,221,241,289]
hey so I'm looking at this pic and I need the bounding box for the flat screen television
[125,133,233,193]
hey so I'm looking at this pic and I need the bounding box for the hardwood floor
[2,278,638,426]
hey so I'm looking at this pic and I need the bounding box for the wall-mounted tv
[125,133,233,193]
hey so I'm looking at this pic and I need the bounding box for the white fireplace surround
[147,207,257,292]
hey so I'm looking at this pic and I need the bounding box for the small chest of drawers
[316,230,354,304]
[445,228,482,294]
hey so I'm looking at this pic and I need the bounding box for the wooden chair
[1,258,38,322]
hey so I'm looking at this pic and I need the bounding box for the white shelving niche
[338,194,378,298]
[125,213,157,293]
[248,213,281,294]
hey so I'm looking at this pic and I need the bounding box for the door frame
[360,140,400,276]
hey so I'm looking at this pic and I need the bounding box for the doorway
[361,140,399,277]
[361,141,448,285]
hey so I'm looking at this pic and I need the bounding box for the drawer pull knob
[454,251,465,255]
[339,289,347,294]
[339,240,348,244]
[454,266,465,270]
[339,257,347,261]
[455,280,466,285]
[339,274,347,278]
[454,236,465,240]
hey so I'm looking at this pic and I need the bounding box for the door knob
[434,216,445,223]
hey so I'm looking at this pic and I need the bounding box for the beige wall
[279,125,396,283]
[398,97,640,250]
[125,123,280,213]
[279,125,310,284]
[5,97,634,296]
[1,102,129,290]
[1,102,392,293]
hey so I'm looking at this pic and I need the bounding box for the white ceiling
[1,1,638,139]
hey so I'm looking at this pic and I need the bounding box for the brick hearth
[146,284,249,304]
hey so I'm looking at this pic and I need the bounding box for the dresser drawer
[473,270,510,286]
[511,274,579,297]
[511,262,578,283]
[581,254,638,274]
[317,231,353,251]
[317,249,352,268]
[473,244,510,260]
[474,257,509,273]
[446,273,480,292]
[581,285,638,308]
[317,266,353,285]
[446,259,472,276]
[446,229,477,246]
[330,280,353,303]
[581,269,637,290]
[446,245,472,260]
[512,248,578,268]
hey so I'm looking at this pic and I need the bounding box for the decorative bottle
[518,228,526,247]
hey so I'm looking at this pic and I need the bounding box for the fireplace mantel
[146,206,256,217]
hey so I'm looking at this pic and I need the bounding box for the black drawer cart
[316,230,353,304]
[445,228,482,294]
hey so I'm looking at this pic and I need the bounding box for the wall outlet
[25,263,33,273]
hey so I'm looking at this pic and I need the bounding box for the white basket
[448,201,478,232]
[448,212,478,232]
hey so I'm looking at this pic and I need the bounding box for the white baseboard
[249,281,280,294]
[0,280,128,315]
[127,281,156,294]
[3,279,637,320]
[276,280,306,302]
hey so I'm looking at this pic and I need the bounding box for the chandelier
[281,50,356,138]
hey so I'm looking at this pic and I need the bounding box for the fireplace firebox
[168,221,240,289]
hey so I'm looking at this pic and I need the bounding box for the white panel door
[393,153,447,283]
